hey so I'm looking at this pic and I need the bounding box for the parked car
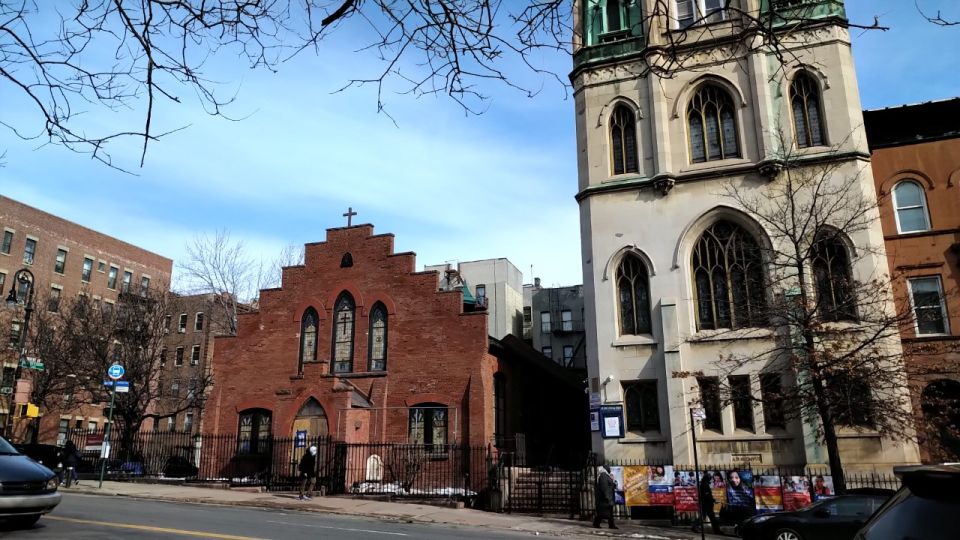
[853,464,960,540]
[162,456,199,478]
[739,494,887,540]
[0,437,62,528]
[12,443,64,477]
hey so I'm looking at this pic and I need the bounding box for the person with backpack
[298,445,318,500]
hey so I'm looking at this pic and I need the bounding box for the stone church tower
[573,0,920,470]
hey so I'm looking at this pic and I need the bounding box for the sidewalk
[63,481,727,539]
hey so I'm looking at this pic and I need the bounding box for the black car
[162,456,199,478]
[854,464,960,540]
[0,437,62,528]
[739,494,887,540]
[12,443,64,475]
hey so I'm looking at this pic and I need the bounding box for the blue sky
[1,0,957,290]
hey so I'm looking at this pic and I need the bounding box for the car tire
[774,528,803,540]
[9,515,41,529]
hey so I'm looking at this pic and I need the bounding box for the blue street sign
[108,364,125,380]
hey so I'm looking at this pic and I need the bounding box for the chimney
[534,277,541,288]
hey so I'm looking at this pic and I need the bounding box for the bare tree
[179,230,259,334]
[916,0,959,26]
[3,1,905,166]
[677,137,959,494]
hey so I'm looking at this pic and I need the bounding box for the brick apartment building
[206,224,588,458]
[0,195,173,441]
[865,98,960,463]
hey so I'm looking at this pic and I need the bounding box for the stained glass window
[688,85,740,163]
[332,293,355,373]
[368,303,387,371]
[692,221,766,330]
[299,308,319,373]
[617,254,651,335]
[790,72,825,148]
[610,104,638,175]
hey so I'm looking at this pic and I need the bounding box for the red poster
[673,470,699,512]
[782,476,812,511]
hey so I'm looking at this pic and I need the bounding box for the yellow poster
[623,466,650,506]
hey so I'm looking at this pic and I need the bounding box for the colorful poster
[609,466,626,505]
[726,470,756,512]
[812,475,834,501]
[673,470,699,513]
[782,476,812,511]
[708,470,728,513]
[624,466,650,506]
[755,475,783,514]
[648,465,675,506]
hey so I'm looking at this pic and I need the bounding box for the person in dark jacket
[62,440,80,487]
[699,473,721,534]
[298,445,318,500]
[593,466,618,529]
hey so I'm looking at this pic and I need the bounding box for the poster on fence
[648,465,675,505]
[609,466,626,505]
[623,466,649,506]
[708,470,728,513]
[673,470,699,512]
[782,476,812,511]
[755,476,783,514]
[813,475,834,501]
[725,470,756,512]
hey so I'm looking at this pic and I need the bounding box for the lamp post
[4,268,35,439]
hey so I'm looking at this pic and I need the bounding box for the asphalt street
[0,493,548,539]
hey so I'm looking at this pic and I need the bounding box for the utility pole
[99,363,124,488]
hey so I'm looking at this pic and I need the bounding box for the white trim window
[676,0,725,29]
[909,277,950,335]
[893,181,931,234]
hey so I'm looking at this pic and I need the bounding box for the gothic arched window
[692,221,766,330]
[624,380,660,432]
[237,408,271,455]
[687,85,740,163]
[409,403,447,452]
[790,72,825,148]
[610,104,639,175]
[368,302,388,371]
[298,308,319,374]
[331,292,355,373]
[811,234,856,322]
[616,254,652,335]
[893,180,931,234]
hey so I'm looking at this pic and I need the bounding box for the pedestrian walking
[298,445,318,500]
[592,466,618,529]
[62,440,80,487]
[698,473,721,534]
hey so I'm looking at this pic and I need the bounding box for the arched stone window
[237,408,271,455]
[616,254,651,335]
[331,292,355,374]
[692,220,766,330]
[893,180,932,233]
[409,402,448,452]
[624,380,660,432]
[298,307,319,373]
[610,104,639,175]
[811,234,856,321]
[368,302,388,371]
[687,84,740,163]
[790,72,825,148]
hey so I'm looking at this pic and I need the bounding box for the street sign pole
[690,408,705,540]
[98,381,117,489]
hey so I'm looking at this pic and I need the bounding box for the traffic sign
[20,357,44,371]
[115,381,130,393]
[108,364,125,380]
[691,408,707,421]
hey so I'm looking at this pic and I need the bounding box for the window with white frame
[893,181,931,234]
[178,313,187,333]
[23,238,37,265]
[184,412,194,432]
[562,345,574,366]
[1,230,12,254]
[540,312,552,333]
[191,345,201,365]
[194,312,204,331]
[676,0,725,29]
[909,277,950,335]
[561,310,573,331]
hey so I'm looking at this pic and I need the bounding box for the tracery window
[409,403,448,452]
[610,104,639,175]
[790,72,825,148]
[811,235,856,321]
[237,409,271,455]
[299,307,319,373]
[332,292,355,373]
[616,254,651,335]
[688,85,740,163]
[624,380,660,432]
[692,221,766,330]
[368,302,388,371]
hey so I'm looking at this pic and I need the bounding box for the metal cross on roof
[343,207,357,227]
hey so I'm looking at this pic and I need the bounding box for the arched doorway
[921,379,960,461]
[292,398,329,440]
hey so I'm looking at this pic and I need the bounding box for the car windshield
[0,436,21,454]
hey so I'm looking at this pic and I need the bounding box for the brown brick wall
[207,225,498,447]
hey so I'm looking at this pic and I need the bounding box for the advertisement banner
[609,466,626,505]
[623,466,649,506]
[812,475,834,501]
[755,475,783,514]
[708,470,728,513]
[782,476,812,511]
[673,470,699,512]
[725,470,756,512]
[648,465,675,506]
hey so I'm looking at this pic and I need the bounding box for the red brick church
[205,224,503,449]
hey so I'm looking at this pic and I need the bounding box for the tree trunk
[810,372,848,494]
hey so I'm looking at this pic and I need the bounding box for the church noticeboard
[295,430,307,448]
[599,405,625,439]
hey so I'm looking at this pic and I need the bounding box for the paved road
[2,493,547,539]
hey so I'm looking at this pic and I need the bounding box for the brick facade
[206,225,499,447]
[0,195,172,441]
[866,99,960,463]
